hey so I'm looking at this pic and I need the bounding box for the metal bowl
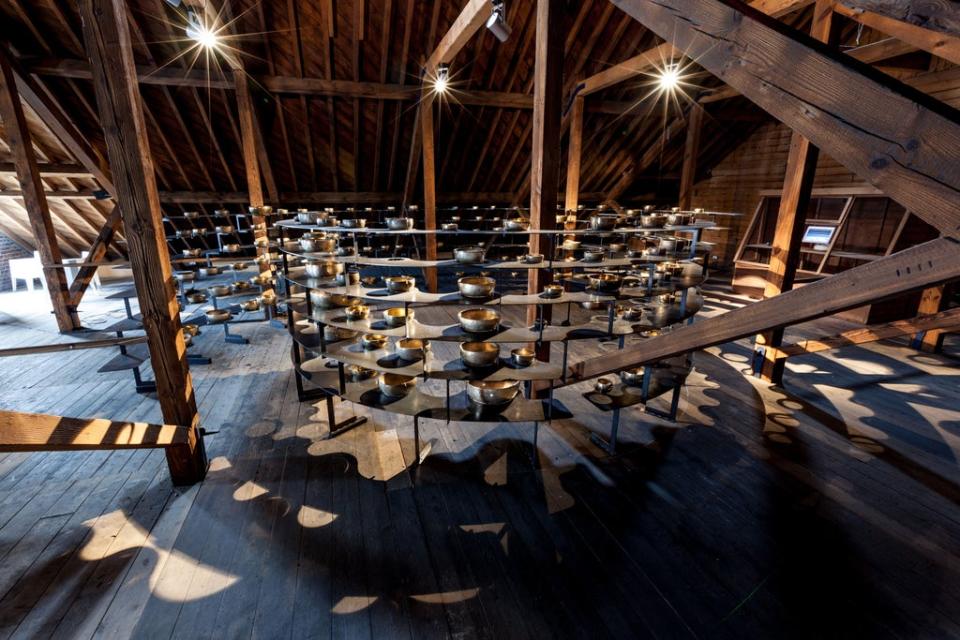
[250,274,273,286]
[609,242,626,253]
[458,276,495,299]
[561,239,581,251]
[182,248,202,258]
[441,223,458,231]
[199,266,221,277]
[582,249,605,263]
[324,325,357,342]
[621,306,643,321]
[383,307,413,327]
[658,238,678,253]
[183,323,201,337]
[580,298,609,311]
[184,211,200,220]
[300,236,337,253]
[396,338,425,361]
[297,211,319,224]
[540,284,563,298]
[215,225,234,234]
[511,347,535,367]
[588,273,622,293]
[336,270,360,287]
[640,214,666,229]
[594,377,614,394]
[459,308,500,333]
[174,271,196,282]
[186,292,207,304]
[207,285,231,297]
[305,260,342,279]
[231,281,252,293]
[455,246,485,264]
[205,309,231,324]
[460,341,500,368]
[340,218,366,229]
[589,214,618,231]
[239,298,260,312]
[385,275,415,294]
[523,253,544,264]
[467,380,520,409]
[667,212,694,226]
[378,373,416,398]
[345,304,370,321]
[361,333,388,350]
[232,262,248,271]
[619,367,645,387]
[386,217,414,230]
[335,246,355,257]
[346,365,378,382]
[504,218,528,231]
[222,243,241,253]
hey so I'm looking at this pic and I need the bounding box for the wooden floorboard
[0,286,957,638]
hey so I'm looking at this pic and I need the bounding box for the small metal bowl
[222,243,241,253]
[504,218,528,231]
[296,211,319,224]
[174,271,196,282]
[386,217,414,230]
[361,333,388,350]
[335,246,355,257]
[232,262,248,271]
[619,367,645,387]
[455,246,485,265]
[208,285,231,297]
[215,225,235,234]
[239,298,260,312]
[250,274,273,286]
[621,306,643,321]
[588,273,622,294]
[361,276,379,287]
[345,304,370,321]
[340,218,367,229]
[459,308,500,333]
[199,266,221,277]
[460,341,500,368]
[458,276,495,299]
[383,307,412,327]
[385,275,414,294]
[324,325,357,342]
[231,281,252,293]
[523,253,544,264]
[395,338,425,361]
[336,270,360,286]
[378,373,416,398]
[205,309,231,324]
[609,242,626,253]
[185,292,207,304]
[346,365,378,382]
[467,380,520,409]
[305,260,342,279]
[441,223,458,231]
[582,249,605,263]
[511,347,535,367]
[182,248,203,258]
[540,284,564,299]
[561,239,581,251]
[184,211,200,220]
[594,377,614,394]
[183,323,200,337]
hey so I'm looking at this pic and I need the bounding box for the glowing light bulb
[434,75,448,94]
[433,64,450,94]
[658,65,680,91]
[186,11,219,49]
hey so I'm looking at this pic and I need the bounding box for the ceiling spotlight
[186,10,219,49]
[486,1,511,43]
[658,63,681,92]
[433,63,450,94]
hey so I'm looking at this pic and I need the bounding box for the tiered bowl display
[275,208,715,431]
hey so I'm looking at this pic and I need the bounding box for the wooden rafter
[836,0,960,39]
[832,3,960,65]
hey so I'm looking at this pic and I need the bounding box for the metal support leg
[413,415,421,465]
[590,407,621,455]
[324,393,368,439]
[223,322,249,345]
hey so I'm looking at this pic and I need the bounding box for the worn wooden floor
[0,285,958,639]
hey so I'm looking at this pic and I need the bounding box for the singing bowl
[361,333,388,350]
[396,338,425,361]
[666,212,694,226]
[588,273,622,293]
[199,266,221,277]
[385,275,415,294]
[441,223,458,231]
[183,211,200,220]
[386,217,414,230]
[174,271,195,282]
[345,304,370,321]
[467,380,520,409]
[311,291,354,310]
[335,246,355,257]
[205,309,231,324]
[215,225,235,234]
[337,271,360,286]
[300,237,337,253]
[383,307,413,327]
[458,308,500,333]
[340,218,366,229]
[620,306,643,321]
[222,243,241,253]
[232,262,248,271]
[594,377,614,394]
[323,325,357,342]
[608,242,626,253]
[378,373,416,398]
[523,253,543,264]
[239,299,260,312]
[561,239,581,251]
[458,276,495,299]
[460,341,500,368]
[540,284,563,298]
[182,249,202,258]
[207,285,231,297]
[230,281,252,293]
[589,214,618,231]
[619,367,646,387]
[454,246,485,264]
[657,238,678,253]
[304,260,342,279]
[504,218,528,231]
[511,347,535,367]
[249,274,273,286]
[346,365,377,382]
[183,323,200,337]
[640,214,666,229]
[296,211,319,224]
[185,292,207,304]
[582,249,605,263]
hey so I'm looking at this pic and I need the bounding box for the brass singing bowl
[588,273,622,293]
[186,292,207,304]
[620,367,645,387]
[361,333,388,350]
[594,377,614,394]
[467,380,520,408]
[182,323,201,336]
[207,285,231,297]
[205,309,231,324]
[386,217,414,230]
[345,304,370,321]
[239,299,260,312]
[396,338,425,361]
[458,308,500,333]
[304,261,342,279]
[458,276,496,299]
[511,347,535,367]
[385,275,415,294]
[383,307,413,327]
[540,284,564,298]
[460,341,500,368]
[378,373,416,398]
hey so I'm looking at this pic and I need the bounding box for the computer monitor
[801,225,835,245]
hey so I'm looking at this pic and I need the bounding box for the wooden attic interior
[0,0,958,637]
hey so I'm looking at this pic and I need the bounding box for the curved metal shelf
[310,310,635,343]
[276,218,717,235]
[278,251,678,270]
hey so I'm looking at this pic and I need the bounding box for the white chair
[63,251,101,292]
[9,253,44,291]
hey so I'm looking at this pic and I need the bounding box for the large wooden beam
[608,0,960,240]
[914,284,949,352]
[527,0,565,359]
[425,0,493,70]
[677,106,704,210]
[833,3,960,66]
[0,162,91,177]
[421,96,438,292]
[565,238,960,384]
[234,72,264,208]
[564,95,585,212]
[755,0,835,383]
[837,1,960,40]
[79,0,206,485]
[68,204,122,306]
[578,43,677,96]
[0,410,192,452]
[0,54,79,332]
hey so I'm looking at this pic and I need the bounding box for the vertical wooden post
[234,71,273,277]
[80,0,206,485]
[678,106,704,210]
[527,0,564,361]
[564,95,584,213]
[916,285,948,352]
[754,0,835,384]
[421,92,438,292]
[0,56,80,332]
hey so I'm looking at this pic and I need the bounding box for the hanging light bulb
[486,1,511,43]
[657,63,681,92]
[433,63,450,94]
[186,10,219,49]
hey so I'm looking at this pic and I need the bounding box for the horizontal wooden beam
[564,238,960,383]
[578,43,678,96]
[0,409,191,452]
[834,3,960,65]
[0,190,101,199]
[0,162,91,177]
[773,306,960,358]
[837,0,960,39]
[0,335,147,358]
